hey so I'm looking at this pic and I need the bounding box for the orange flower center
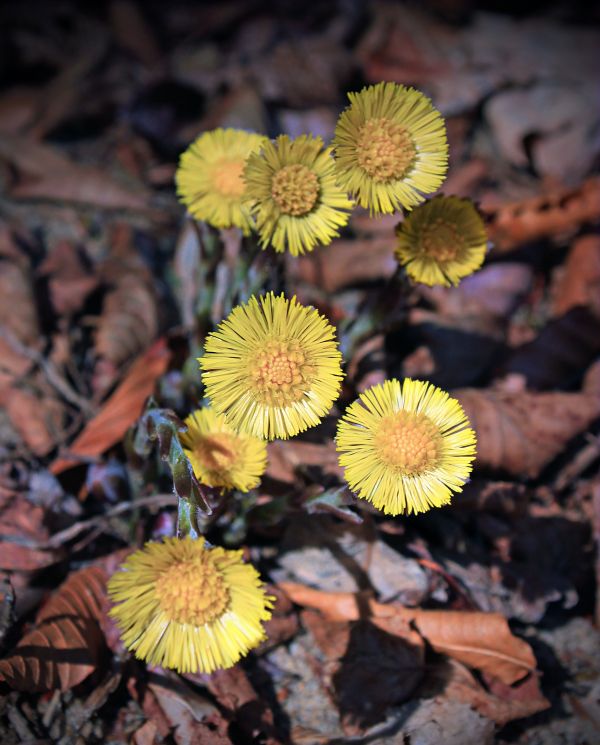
[194,432,238,474]
[212,159,246,197]
[271,164,319,216]
[248,338,315,406]
[420,218,464,262]
[374,411,441,474]
[356,118,416,182]
[155,557,230,626]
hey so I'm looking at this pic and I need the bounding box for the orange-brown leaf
[456,379,600,478]
[552,235,600,318]
[279,582,536,685]
[0,565,108,691]
[50,337,171,474]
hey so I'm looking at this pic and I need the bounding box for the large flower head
[395,195,487,286]
[199,293,343,440]
[176,128,266,233]
[108,537,274,674]
[243,134,353,256]
[336,378,476,515]
[333,82,448,215]
[180,407,267,492]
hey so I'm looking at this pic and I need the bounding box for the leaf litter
[0,2,599,744]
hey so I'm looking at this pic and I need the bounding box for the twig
[0,326,95,415]
[0,494,175,551]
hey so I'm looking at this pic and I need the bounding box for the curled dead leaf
[552,235,600,318]
[0,565,107,691]
[279,582,537,685]
[456,366,600,478]
[484,177,600,253]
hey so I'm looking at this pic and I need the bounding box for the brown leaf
[188,666,281,745]
[288,236,396,293]
[279,582,537,685]
[266,439,343,484]
[552,235,600,318]
[456,369,600,478]
[131,672,232,745]
[484,177,600,253]
[93,223,160,394]
[302,609,424,735]
[429,659,549,727]
[0,497,63,571]
[38,240,99,317]
[50,337,171,474]
[0,386,64,457]
[0,565,107,691]
[0,134,151,210]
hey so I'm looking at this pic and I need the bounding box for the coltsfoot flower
[199,293,343,440]
[108,537,274,674]
[395,195,487,286]
[244,134,353,255]
[333,82,448,215]
[180,407,267,492]
[336,378,476,515]
[176,128,266,233]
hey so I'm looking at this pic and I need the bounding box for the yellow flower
[333,82,448,215]
[243,134,353,256]
[336,378,476,515]
[176,128,266,233]
[395,195,487,286]
[199,293,343,440]
[108,536,274,674]
[180,407,267,492]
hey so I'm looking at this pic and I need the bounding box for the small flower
[395,195,487,286]
[336,378,476,515]
[243,134,353,256]
[180,407,267,492]
[108,536,274,674]
[199,293,343,440]
[333,82,448,215]
[176,128,266,233]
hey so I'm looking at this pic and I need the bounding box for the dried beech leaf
[484,177,600,252]
[279,582,537,685]
[94,224,160,393]
[288,237,396,293]
[552,235,600,318]
[0,497,63,571]
[0,565,107,691]
[0,386,64,457]
[0,134,150,210]
[266,439,343,484]
[51,338,171,474]
[455,372,600,478]
[430,659,549,726]
[0,254,39,390]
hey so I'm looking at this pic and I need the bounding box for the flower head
[199,293,343,440]
[395,195,487,286]
[333,82,448,215]
[243,134,353,256]
[108,537,274,674]
[176,128,266,233]
[336,378,476,515]
[180,407,267,492]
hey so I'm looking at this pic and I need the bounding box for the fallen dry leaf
[50,337,171,474]
[552,235,600,318]
[0,134,151,210]
[279,582,537,685]
[0,497,63,571]
[429,658,549,727]
[456,364,600,477]
[94,224,159,386]
[0,565,107,691]
[484,177,600,252]
[288,236,396,293]
[266,439,343,484]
